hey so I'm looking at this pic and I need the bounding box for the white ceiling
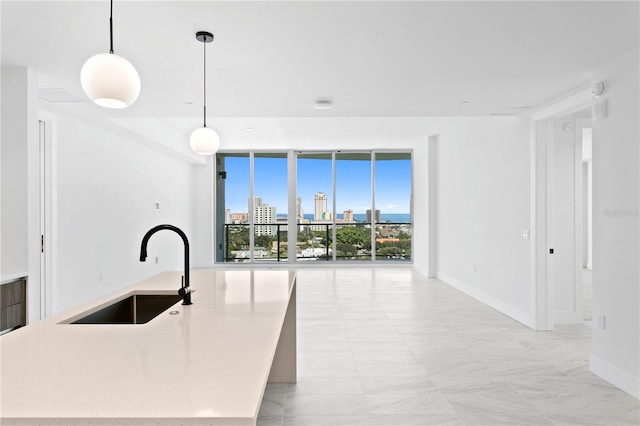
[1,1,638,157]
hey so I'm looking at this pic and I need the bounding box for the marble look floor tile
[454,412,554,425]
[287,378,363,395]
[256,414,283,426]
[298,352,359,378]
[366,390,455,415]
[545,409,640,426]
[441,379,546,419]
[348,340,413,352]
[352,351,419,364]
[359,375,438,394]
[356,359,429,378]
[367,413,464,425]
[346,330,405,343]
[283,394,370,416]
[427,361,495,388]
[258,388,287,416]
[282,414,373,425]
[297,339,353,353]
[274,267,636,426]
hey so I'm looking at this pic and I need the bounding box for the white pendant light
[190,31,220,155]
[81,0,140,108]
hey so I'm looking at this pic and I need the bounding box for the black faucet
[139,224,192,305]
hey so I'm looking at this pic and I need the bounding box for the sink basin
[67,293,182,324]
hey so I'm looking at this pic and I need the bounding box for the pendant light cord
[203,38,207,127]
[109,0,114,54]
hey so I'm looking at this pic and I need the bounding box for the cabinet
[0,278,27,333]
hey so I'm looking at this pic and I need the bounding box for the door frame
[529,87,591,330]
[37,110,57,318]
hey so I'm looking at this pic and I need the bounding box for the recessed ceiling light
[314,100,333,110]
[460,101,471,105]
[245,127,254,132]
[185,101,193,105]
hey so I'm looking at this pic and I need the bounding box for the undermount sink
[66,293,183,325]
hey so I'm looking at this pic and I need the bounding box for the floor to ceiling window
[220,153,250,263]
[253,153,288,262]
[216,151,412,263]
[335,152,372,261]
[374,152,412,260]
[296,153,333,261]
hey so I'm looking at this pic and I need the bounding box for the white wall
[52,111,194,314]
[412,142,428,277]
[192,157,215,268]
[1,68,38,281]
[589,47,639,398]
[433,116,532,325]
[1,67,42,323]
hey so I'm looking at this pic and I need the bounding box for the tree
[336,226,367,246]
[254,234,273,249]
[336,242,357,258]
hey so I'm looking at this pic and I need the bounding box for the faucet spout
[139,224,192,305]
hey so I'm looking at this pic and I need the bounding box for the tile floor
[257,267,639,426]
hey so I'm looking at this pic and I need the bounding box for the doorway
[37,112,56,319]
[547,113,592,325]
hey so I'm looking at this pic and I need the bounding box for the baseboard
[436,272,532,328]
[554,310,583,324]
[412,263,429,279]
[590,355,640,399]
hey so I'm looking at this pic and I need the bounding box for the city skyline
[223,155,411,215]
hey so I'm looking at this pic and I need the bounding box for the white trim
[287,151,297,263]
[437,272,533,328]
[590,355,640,399]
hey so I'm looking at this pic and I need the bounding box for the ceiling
[1,1,638,158]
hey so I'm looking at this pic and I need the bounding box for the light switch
[155,202,160,210]
[522,229,530,240]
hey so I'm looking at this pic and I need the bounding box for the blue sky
[224,155,411,215]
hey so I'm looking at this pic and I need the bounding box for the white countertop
[0,269,296,425]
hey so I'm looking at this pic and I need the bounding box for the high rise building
[249,196,263,213]
[225,209,231,224]
[343,209,354,222]
[314,192,327,221]
[296,197,303,222]
[254,204,277,236]
[366,209,381,223]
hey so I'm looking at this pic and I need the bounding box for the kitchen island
[0,269,296,425]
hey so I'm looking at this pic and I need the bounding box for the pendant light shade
[81,0,140,108]
[81,53,140,108]
[190,127,220,155]
[191,31,220,155]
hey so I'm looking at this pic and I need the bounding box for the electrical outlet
[155,256,159,264]
[522,229,530,240]
[473,266,477,274]
[99,273,102,282]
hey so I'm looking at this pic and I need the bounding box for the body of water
[276,213,411,223]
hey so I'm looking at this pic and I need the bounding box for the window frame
[214,149,414,265]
